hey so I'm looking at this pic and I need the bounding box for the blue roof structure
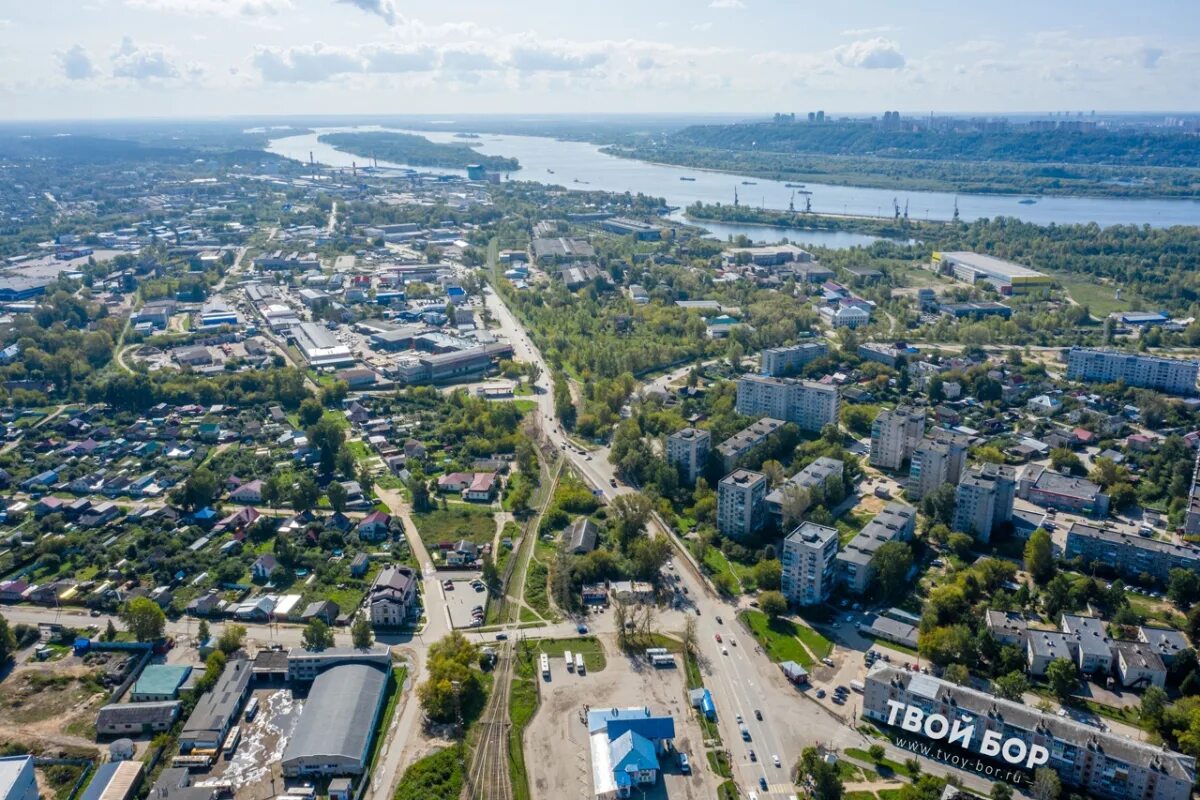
[587,707,676,741]
[610,731,658,787]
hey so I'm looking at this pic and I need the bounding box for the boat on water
[679,176,696,181]
[784,183,806,188]
[741,180,758,185]
[1018,198,1038,205]
[573,178,590,184]
[547,168,555,174]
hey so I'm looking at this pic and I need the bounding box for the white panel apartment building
[781,521,839,606]
[953,463,1016,542]
[1065,347,1200,396]
[907,430,970,501]
[666,427,711,485]
[869,406,926,471]
[717,469,768,539]
[735,375,839,432]
[760,342,829,377]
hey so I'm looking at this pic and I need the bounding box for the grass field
[528,636,607,672]
[523,561,550,617]
[740,610,814,667]
[412,505,496,546]
[1051,273,1134,316]
[794,625,833,660]
[509,650,540,800]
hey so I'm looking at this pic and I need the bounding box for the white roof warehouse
[281,662,390,777]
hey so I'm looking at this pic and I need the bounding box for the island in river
[318,131,520,172]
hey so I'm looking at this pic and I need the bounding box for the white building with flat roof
[781,522,839,606]
[666,428,711,485]
[0,756,36,800]
[735,374,838,432]
[1064,347,1200,396]
[869,406,925,471]
[717,469,767,539]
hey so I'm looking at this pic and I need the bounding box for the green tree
[870,541,913,603]
[1140,685,1168,728]
[1049,447,1083,475]
[867,744,885,762]
[1024,529,1056,582]
[991,783,1014,800]
[759,590,788,620]
[796,747,843,800]
[417,632,483,726]
[180,467,218,511]
[609,492,653,553]
[104,619,118,642]
[993,670,1030,701]
[299,398,324,427]
[196,619,210,645]
[326,480,348,513]
[943,663,969,685]
[1030,767,1062,800]
[1168,568,1200,607]
[302,618,335,651]
[752,559,782,591]
[920,484,957,527]
[0,614,15,665]
[291,473,321,512]
[120,597,166,642]
[351,613,374,649]
[217,624,247,655]
[1046,657,1078,700]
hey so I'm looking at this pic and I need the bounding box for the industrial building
[665,427,710,485]
[735,374,839,433]
[290,322,355,369]
[1064,347,1200,396]
[781,521,839,606]
[0,756,37,800]
[1017,464,1109,518]
[281,662,390,776]
[599,218,661,240]
[131,664,192,701]
[531,237,595,262]
[285,644,392,682]
[97,701,181,735]
[717,469,768,539]
[932,251,1052,296]
[179,657,252,752]
[79,761,143,800]
[863,665,1196,800]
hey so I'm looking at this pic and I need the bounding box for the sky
[0,0,1197,120]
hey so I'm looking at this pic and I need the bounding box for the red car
[714,633,722,643]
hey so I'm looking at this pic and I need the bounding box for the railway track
[466,647,514,800]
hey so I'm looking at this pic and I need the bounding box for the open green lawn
[794,625,833,660]
[1051,273,1133,316]
[412,506,496,547]
[740,610,814,667]
[523,561,551,617]
[528,636,607,672]
[345,440,370,461]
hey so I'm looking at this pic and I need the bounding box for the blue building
[586,707,675,798]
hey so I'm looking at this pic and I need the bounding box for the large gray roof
[283,662,388,769]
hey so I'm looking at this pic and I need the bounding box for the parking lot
[524,634,712,800]
[439,574,488,629]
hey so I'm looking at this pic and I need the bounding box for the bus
[539,653,550,678]
[244,696,259,722]
[565,650,574,672]
[850,680,865,693]
[644,648,669,656]
[222,726,241,756]
[651,654,676,668]
[574,653,585,674]
[172,755,213,770]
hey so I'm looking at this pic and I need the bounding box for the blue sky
[0,0,1196,119]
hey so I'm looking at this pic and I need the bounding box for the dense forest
[604,122,1200,197]
[318,132,520,172]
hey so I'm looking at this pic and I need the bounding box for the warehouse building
[0,756,37,800]
[97,701,181,736]
[290,322,355,369]
[131,664,192,701]
[79,761,143,800]
[281,662,390,776]
[863,665,1196,800]
[932,251,1052,296]
[179,657,252,752]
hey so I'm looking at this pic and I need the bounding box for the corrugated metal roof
[282,662,388,770]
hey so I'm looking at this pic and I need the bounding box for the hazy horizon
[1,0,1197,120]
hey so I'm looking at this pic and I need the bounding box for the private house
[566,517,599,554]
[229,480,264,504]
[357,511,391,541]
[463,472,498,502]
[368,566,417,628]
[251,554,279,581]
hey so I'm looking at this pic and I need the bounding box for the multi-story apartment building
[863,665,1196,800]
[906,430,970,501]
[715,418,785,472]
[869,406,926,471]
[781,521,839,606]
[735,375,839,433]
[760,342,829,377]
[952,463,1016,542]
[835,503,916,594]
[1065,522,1200,585]
[1065,347,1200,396]
[717,469,768,539]
[666,427,711,485]
[764,457,843,526]
[1018,464,1109,518]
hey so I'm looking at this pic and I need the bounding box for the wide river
[267,126,1200,246]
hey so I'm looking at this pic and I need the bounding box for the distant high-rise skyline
[0,0,1196,119]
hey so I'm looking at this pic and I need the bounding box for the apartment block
[735,374,839,433]
[906,430,970,501]
[835,503,917,594]
[952,463,1016,542]
[863,666,1196,800]
[1065,347,1200,396]
[1018,464,1109,518]
[666,427,711,485]
[1065,522,1200,585]
[760,341,829,377]
[717,469,768,539]
[781,521,839,606]
[869,406,926,471]
[716,418,785,472]
[764,457,843,525]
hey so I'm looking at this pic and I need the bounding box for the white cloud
[691,21,712,31]
[834,37,906,69]
[111,36,180,80]
[709,0,745,7]
[841,25,898,36]
[362,44,438,73]
[1139,46,1164,69]
[509,45,606,72]
[439,47,502,72]
[58,44,98,80]
[335,0,399,25]
[125,0,292,15]
[253,43,365,82]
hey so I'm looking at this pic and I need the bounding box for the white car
[773,755,781,768]
[722,647,729,655]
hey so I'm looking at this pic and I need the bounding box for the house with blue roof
[586,707,675,799]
